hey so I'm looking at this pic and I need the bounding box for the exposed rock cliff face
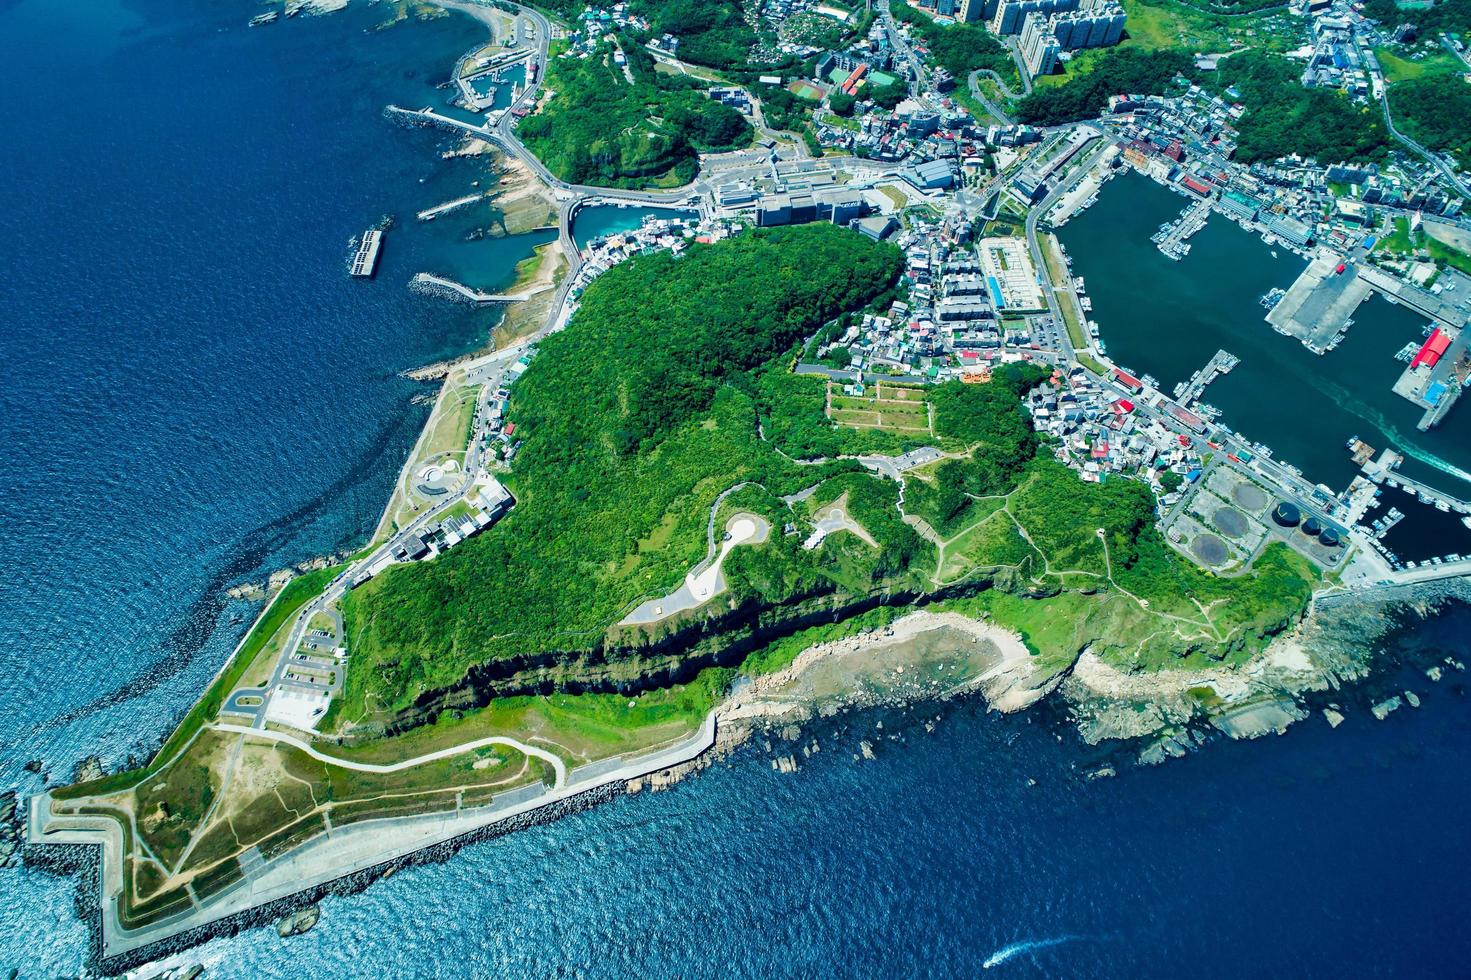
[364,576,1008,737]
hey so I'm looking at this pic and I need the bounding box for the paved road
[1362,40,1471,199]
[211,722,570,787]
[1025,137,1111,364]
[1378,90,1471,198]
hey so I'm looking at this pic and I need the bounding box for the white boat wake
[982,935,1082,969]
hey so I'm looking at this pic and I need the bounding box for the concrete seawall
[28,712,718,971]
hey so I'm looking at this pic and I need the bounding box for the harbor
[1061,171,1471,566]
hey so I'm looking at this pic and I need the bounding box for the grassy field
[53,565,339,801]
[49,661,725,925]
[422,382,481,462]
[331,674,721,767]
[827,380,933,433]
[1374,45,1462,83]
[1378,215,1471,276]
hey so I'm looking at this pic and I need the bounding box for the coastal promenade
[30,712,718,961]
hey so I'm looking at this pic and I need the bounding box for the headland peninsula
[22,0,1471,970]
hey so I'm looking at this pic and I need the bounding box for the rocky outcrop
[1063,579,1471,755]
[366,576,1010,739]
[276,904,320,937]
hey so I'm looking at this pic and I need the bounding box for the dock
[1382,473,1471,516]
[1390,322,1468,430]
[1174,349,1238,405]
[349,229,383,278]
[1151,198,1211,261]
[1265,253,1371,353]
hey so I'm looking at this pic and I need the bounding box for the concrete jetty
[1152,197,1211,261]
[1266,253,1371,353]
[1174,349,1238,405]
[411,272,553,304]
[1382,472,1471,515]
[417,193,484,221]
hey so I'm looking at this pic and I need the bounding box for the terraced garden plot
[826,381,933,434]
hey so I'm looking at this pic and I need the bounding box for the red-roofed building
[1112,368,1144,393]
[1180,175,1213,197]
[1410,328,1451,369]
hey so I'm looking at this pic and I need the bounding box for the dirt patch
[1232,483,1268,512]
[1191,534,1229,567]
[1214,506,1250,539]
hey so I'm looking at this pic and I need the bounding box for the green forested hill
[519,40,752,187]
[341,226,906,718]
[339,225,1316,727]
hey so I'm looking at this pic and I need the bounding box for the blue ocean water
[2,1,1471,976]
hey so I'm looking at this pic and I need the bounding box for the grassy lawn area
[1118,0,1227,51]
[1378,215,1471,275]
[1427,235,1471,276]
[422,382,481,461]
[1380,215,1415,256]
[55,565,339,801]
[876,184,909,211]
[329,671,723,766]
[1374,45,1462,83]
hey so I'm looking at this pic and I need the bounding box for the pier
[417,192,485,222]
[1151,197,1211,261]
[1381,472,1471,516]
[1174,349,1238,406]
[1390,322,1468,430]
[349,229,383,278]
[411,272,553,304]
[1266,253,1372,353]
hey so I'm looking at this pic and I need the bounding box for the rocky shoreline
[223,549,356,603]
[1063,579,1471,763]
[24,581,1471,974]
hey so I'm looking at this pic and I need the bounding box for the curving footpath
[209,723,569,788]
[31,712,717,962]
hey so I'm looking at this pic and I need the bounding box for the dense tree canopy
[1016,48,1193,125]
[1391,74,1471,165]
[341,227,905,717]
[630,0,757,69]
[519,39,752,186]
[1362,0,1471,34]
[1212,52,1388,164]
[890,3,1018,85]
